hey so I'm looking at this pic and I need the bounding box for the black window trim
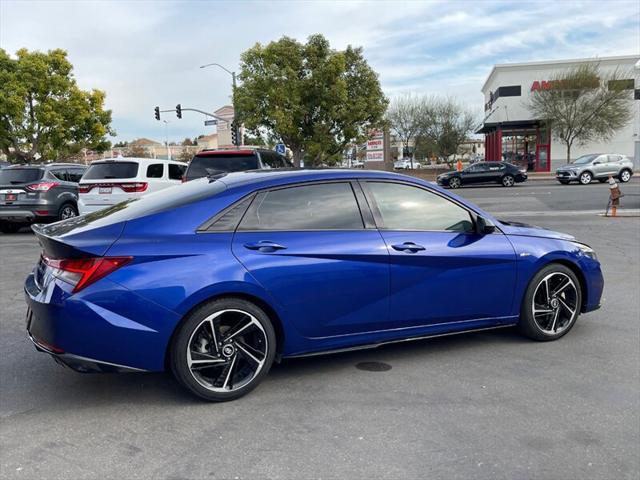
[197,179,374,233]
[359,179,502,234]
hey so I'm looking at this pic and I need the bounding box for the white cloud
[1,0,637,142]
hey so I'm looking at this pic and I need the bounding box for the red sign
[531,81,556,92]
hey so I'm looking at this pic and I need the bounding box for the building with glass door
[478,55,640,172]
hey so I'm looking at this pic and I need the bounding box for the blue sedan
[24,169,604,401]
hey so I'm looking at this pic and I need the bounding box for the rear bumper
[77,200,110,215]
[27,330,146,373]
[24,271,180,372]
[0,207,55,223]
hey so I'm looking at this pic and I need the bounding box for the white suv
[78,158,187,214]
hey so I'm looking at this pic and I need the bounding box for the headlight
[573,242,598,261]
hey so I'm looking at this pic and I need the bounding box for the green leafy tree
[528,63,634,163]
[235,34,388,166]
[0,48,114,163]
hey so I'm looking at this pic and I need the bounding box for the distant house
[197,133,219,150]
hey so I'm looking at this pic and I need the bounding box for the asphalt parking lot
[1,180,639,480]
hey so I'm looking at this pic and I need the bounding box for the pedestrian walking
[608,175,621,217]
[456,158,463,172]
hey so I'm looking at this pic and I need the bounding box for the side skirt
[284,324,515,359]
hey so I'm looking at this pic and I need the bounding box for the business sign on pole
[365,129,384,163]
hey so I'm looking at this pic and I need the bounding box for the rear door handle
[243,241,287,253]
[391,242,426,253]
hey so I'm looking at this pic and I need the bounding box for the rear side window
[51,169,69,181]
[239,182,364,231]
[367,182,474,233]
[146,163,164,178]
[169,163,186,180]
[186,154,259,179]
[83,162,138,180]
[0,168,44,184]
[68,168,86,183]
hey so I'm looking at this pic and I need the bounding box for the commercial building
[479,55,640,172]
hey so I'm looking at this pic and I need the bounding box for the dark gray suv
[0,163,87,233]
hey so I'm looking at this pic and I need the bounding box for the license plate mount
[99,187,112,194]
[5,193,17,201]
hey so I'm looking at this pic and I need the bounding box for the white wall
[482,56,640,169]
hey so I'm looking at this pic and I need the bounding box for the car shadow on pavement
[3,327,530,411]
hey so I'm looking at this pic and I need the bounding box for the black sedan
[437,162,527,188]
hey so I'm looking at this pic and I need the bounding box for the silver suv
[0,163,87,233]
[556,154,634,185]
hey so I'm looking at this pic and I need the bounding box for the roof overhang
[476,120,541,134]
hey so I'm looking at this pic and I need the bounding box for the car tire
[448,177,461,189]
[518,264,582,342]
[0,222,22,234]
[58,203,78,221]
[579,171,592,185]
[619,169,632,183]
[170,297,277,401]
[502,174,515,187]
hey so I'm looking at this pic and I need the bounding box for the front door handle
[243,241,287,253]
[391,242,426,253]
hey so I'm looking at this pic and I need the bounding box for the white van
[78,158,187,215]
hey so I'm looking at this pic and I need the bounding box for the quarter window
[238,182,364,230]
[367,182,474,233]
[169,163,186,180]
[147,164,164,178]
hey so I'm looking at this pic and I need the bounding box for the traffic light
[231,120,240,147]
[176,104,182,119]
[154,106,160,121]
[231,121,239,146]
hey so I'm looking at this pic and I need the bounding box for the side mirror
[475,215,497,235]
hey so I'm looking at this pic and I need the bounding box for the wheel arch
[164,291,286,371]
[535,258,588,312]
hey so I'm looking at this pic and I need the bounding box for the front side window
[239,182,364,231]
[367,182,474,233]
[147,164,164,178]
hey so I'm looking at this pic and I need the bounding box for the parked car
[555,154,634,185]
[437,161,527,188]
[0,163,87,233]
[184,148,293,181]
[77,158,187,215]
[25,169,603,401]
[393,158,422,170]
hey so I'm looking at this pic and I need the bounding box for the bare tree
[386,94,425,168]
[528,63,634,163]
[418,97,476,168]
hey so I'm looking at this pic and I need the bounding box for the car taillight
[78,184,91,193]
[26,182,59,192]
[119,182,148,193]
[42,254,132,293]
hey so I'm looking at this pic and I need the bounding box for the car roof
[89,157,187,165]
[4,163,86,169]
[216,168,422,191]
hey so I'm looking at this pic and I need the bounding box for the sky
[1,0,639,144]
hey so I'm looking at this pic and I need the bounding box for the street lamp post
[199,62,240,147]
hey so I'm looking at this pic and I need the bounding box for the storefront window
[501,130,537,171]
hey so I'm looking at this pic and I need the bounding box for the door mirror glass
[475,215,497,235]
